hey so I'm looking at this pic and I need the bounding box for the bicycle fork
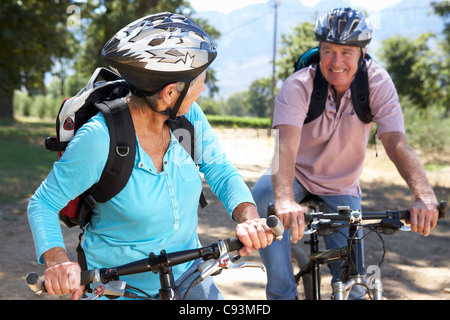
[333,224,383,300]
[333,274,383,300]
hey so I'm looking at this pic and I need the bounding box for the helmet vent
[349,19,360,34]
[338,20,347,35]
[149,36,165,46]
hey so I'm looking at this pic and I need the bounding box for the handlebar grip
[400,201,447,220]
[225,237,244,252]
[81,270,94,286]
[438,201,447,219]
[26,272,46,293]
[267,215,285,238]
[26,270,94,294]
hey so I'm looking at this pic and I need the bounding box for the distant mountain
[195,0,444,98]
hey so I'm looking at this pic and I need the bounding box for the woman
[28,12,273,300]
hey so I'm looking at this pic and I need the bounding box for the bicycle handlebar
[26,236,247,293]
[80,237,248,286]
[303,200,447,223]
[78,220,285,286]
[26,216,285,297]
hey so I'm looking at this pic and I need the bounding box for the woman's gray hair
[144,81,185,108]
[129,72,204,111]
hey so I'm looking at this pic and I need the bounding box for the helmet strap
[358,47,365,67]
[168,82,190,121]
[131,83,190,120]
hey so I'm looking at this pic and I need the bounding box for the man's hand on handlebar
[274,199,307,243]
[408,196,439,237]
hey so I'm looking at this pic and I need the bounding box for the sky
[190,0,402,14]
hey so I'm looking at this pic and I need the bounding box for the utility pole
[270,1,279,124]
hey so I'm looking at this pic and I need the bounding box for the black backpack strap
[304,65,328,124]
[168,116,208,209]
[78,98,137,227]
[351,61,373,123]
[168,116,195,159]
[295,48,328,125]
[76,231,88,271]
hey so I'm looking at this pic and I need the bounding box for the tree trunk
[0,85,14,119]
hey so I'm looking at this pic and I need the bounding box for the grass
[205,114,272,129]
[0,118,56,205]
[424,163,449,171]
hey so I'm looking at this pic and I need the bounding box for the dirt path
[1,127,449,300]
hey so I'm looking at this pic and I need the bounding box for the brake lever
[193,240,266,288]
[400,225,411,232]
[226,260,266,271]
[198,240,265,273]
[80,268,130,300]
[82,268,104,300]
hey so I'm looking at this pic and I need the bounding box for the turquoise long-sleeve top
[27,101,254,297]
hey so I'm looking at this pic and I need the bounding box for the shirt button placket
[165,172,179,230]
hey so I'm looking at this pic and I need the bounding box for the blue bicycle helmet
[315,7,373,48]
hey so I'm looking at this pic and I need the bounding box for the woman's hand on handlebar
[232,202,274,256]
[275,199,307,243]
[235,218,274,256]
[42,247,84,300]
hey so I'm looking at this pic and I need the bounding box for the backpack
[293,46,373,124]
[45,67,207,229]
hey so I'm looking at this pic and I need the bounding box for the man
[252,7,439,300]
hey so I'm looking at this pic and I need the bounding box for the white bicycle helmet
[102,12,217,118]
[315,7,373,48]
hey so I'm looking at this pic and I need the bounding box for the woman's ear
[159,83,179,106]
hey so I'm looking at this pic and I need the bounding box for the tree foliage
[276,22,316,80]
[431,0,450,109]
[0,0,76,118]
[378,33,445,109]
[1,0,220,119]
[246,77,273,118]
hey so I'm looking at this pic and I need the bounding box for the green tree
[432,0,450,110]
[433,1,450,40]
[0,0,77,118]
[276,22,316,81]
[246,77,273,117]
[196,97,224,115]
[227,91,249,116]
[379,33,443,109]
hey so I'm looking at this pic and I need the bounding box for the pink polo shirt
[273,60,405,197]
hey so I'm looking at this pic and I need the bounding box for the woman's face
[176,71,207,116]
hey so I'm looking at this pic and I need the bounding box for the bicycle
[281,196,447,300]
[26,216,284,300]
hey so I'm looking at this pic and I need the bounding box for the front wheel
[291,245,314,300]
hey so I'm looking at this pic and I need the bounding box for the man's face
[319,42,363,93]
